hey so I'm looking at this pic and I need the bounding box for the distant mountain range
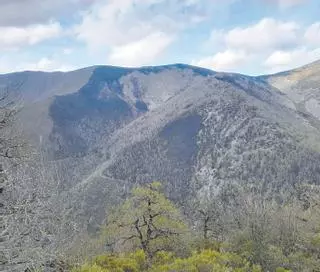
[2,60,320,270]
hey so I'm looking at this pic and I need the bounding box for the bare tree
[0,90,67,271]
[0,90,28,271]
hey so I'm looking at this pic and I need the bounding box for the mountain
[261,60,320,127]
[2,61,320,270]
[5,62,320,219]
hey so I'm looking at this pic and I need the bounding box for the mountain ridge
[3,59,320,270]
[2,59,319,78]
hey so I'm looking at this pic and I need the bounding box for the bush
[73,249,261,272]
[151,250,261,272]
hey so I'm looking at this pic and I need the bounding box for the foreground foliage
[68,182,320,272]
[72,249,261,272]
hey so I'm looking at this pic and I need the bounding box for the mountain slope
[39,65,320,228]
[2,62,320,270]
[5,63,320,211]
[261,60,320,127]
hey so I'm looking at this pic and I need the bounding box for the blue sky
[0,0,319,75]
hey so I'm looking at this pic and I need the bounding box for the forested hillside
[1,61,320,271]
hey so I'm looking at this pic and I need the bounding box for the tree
[0,90,64,271]
[103,182,187,265]
[0,91,27,270]
[0,88,83,271]
[194,194,225,248]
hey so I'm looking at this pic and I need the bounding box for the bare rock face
[1,62,320,269]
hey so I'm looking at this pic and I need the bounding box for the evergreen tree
[103,182,187,264]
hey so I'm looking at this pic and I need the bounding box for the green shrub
[73,249,260,272]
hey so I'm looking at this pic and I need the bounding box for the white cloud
[305,22,320,46]
[192,50,248,72]
[75,0,174,67]
[75,3,153,49]
[0,0,316,74]
[20,57,75,72]
[194,16,320,74]
[192,18,301,73]
[262,21,320,73]
[224,18,299,52]
[108,32,174,67]
[0,57,74,74]
[264,47,320,73]
[0,22,62,49]
[75,0,210,66]
[75,0,192,49]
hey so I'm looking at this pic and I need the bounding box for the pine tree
[103,182,187,265]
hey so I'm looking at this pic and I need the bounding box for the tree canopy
[103,182,187,263]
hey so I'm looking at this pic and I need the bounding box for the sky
[0,0,319,75]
